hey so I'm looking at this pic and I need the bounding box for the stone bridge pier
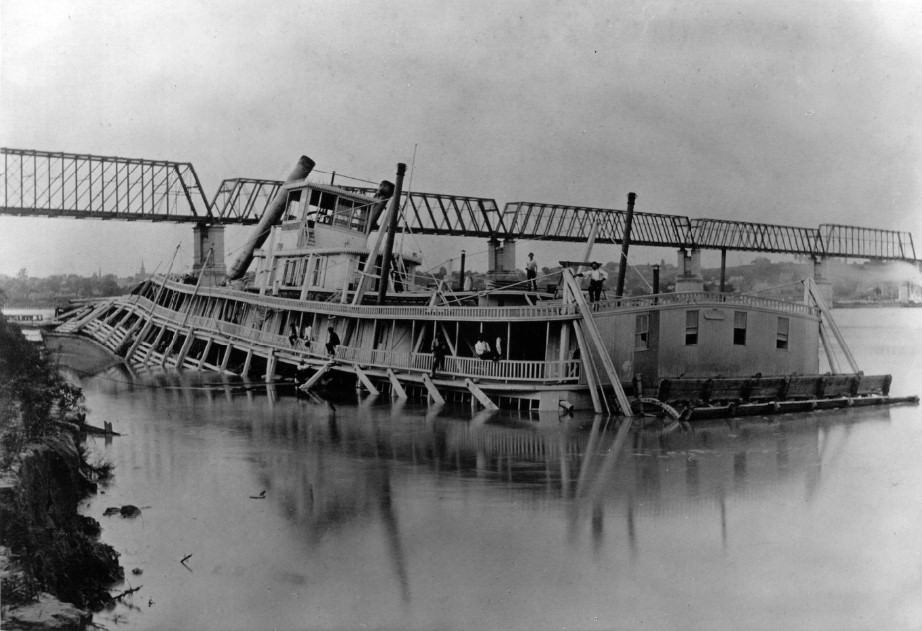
[193,224,226,284]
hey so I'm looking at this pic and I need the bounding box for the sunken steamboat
[55,155,918,417]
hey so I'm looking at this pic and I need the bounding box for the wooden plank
[422,374,445,405]
[386,369,408,400]
[563,270,633,416]
[571,321,603,414]
[465,379,499,410]
[353,365,380,395]
[299,360,335,392]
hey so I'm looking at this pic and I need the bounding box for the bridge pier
[810,256,834,305]
[193,224,226,284]
[675,248,704,292]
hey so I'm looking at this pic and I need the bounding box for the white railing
[336,345,580,383]
[145,275,815,321]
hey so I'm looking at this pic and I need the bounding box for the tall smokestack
[615,192,637,298]
[226,155,315,281]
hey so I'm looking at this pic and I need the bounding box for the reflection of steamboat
[56,155,915,415]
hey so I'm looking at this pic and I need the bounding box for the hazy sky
[2,0,921,276]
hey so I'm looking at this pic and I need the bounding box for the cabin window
[733,311,747,345]
[635,313,649,349]
[307,189,337,225]
[296,259,307,287]
[311,257,326,287]
[285,191,302,220]
[685,310,699,345]
[282,259,298,286]
[776,317,790,350]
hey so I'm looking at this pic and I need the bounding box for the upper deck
[144,275,818,322]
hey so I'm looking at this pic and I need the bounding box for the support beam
[242,349,253,377]
[220,342,233,371]
[571,321,604,415]
[422,374,445,405]
[176,331,195,366]
[198,337,213,369]
[264,351,276,383]
[299,360,336,392]
[387,369,408,400]
[465,379,499,411]
[143,326,167,365]
[562,269,634,416]
[806,277,859,373]
[353,365,380,395]
[126,320,152,361]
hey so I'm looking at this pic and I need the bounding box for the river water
[75,308,922,631]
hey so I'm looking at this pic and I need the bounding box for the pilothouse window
[307,189,337,225]
[305,188,369,232]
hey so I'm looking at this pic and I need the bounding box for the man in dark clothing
[326,326,340,357]
[431,337,447,375]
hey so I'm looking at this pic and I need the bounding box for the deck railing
[146,276,816,321]
[110,294,581,384]
[335,346,580,383]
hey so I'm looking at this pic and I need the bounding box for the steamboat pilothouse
[56,155,914,417]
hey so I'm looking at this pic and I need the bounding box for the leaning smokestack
[226,156,315,281]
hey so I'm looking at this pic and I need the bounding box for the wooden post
[353,365,380,395]
[422,374,445,405]
[387,369,408,400]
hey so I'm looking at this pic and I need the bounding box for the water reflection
[75,367,910,630]
[81,370,894,553]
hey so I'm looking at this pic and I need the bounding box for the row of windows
[278,256,326,288]
[634,311,790,350]
[286,189,372,233]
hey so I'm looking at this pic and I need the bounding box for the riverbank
[0,314,122,628]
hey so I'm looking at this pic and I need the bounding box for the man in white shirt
[474,336,492,360]
[525,252,538,291]
[587,262,607,302]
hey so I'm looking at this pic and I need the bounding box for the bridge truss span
[2,147,918,263]
[1,147,214,223]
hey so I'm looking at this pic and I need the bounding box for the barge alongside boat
[54,155,915,416]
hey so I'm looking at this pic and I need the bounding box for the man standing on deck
[326,326,340,357]
[587,262,607,302]
[474,335,492,360]
[525,252,538,291]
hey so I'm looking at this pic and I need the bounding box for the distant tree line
[0,268,137,306]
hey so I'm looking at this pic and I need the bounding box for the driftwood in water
[83,420,121,436]
[113,584,143,601]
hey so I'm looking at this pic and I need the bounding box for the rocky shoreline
[1,313,123,629]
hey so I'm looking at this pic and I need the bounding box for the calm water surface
[76,308,922,630]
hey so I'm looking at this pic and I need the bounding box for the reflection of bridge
[2,147,918,263]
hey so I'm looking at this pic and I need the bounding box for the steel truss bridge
[2,147,917,262]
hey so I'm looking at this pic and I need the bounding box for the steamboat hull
[54,276,902,414]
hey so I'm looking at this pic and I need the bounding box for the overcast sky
[1,0,920,277]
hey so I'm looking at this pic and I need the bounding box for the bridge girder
[1,147,215,223]
[2,148,917,262]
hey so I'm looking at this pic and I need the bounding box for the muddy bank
[0,314,123,628]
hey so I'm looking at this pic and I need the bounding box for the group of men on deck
[524,253,608,302]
